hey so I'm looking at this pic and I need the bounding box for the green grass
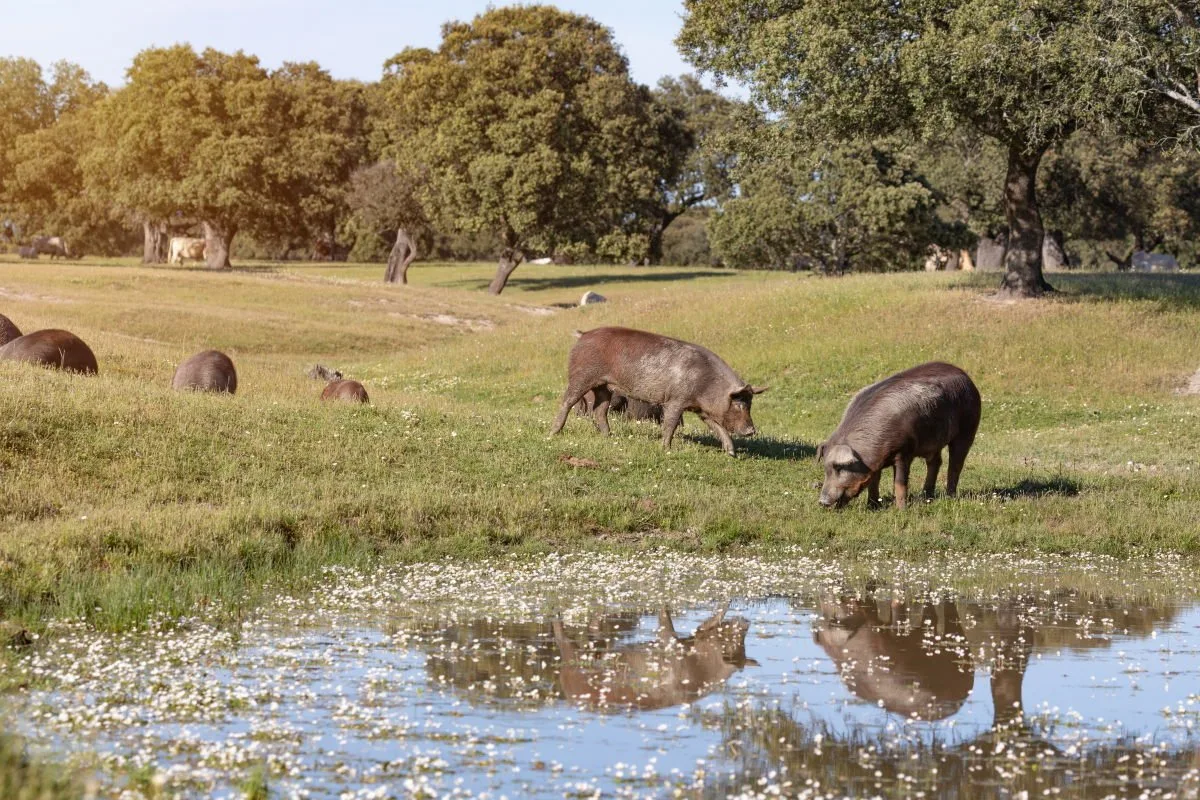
[1,257,1199,631]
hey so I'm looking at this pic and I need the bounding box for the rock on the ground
[579,291,607,307]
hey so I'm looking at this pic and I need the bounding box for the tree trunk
[384,227,418,284]
[488,247,524,295]
[141,220,167,264]
[999,144,1054,297]
[647,210,682,266]
[203,221,235,269]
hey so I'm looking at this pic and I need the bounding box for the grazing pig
[321,379,369,404]
[549,327,766,455]
[0,314,21,347]
[172,350,237,393]
[818,362,980,509]
[553,606,757,711]
[0,329,98,374]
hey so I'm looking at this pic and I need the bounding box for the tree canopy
[710,137,961,272]
[84,46,366,268]
[678,0,1176,296]
[378,5,664,293]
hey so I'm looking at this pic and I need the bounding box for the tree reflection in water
[699,588,1194,799]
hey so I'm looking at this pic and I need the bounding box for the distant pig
[0,313,21,347]
[321,379,369,404]
[818,362,980,509]
[0,329,98,374]
[549,326,766,455]
[172,350,237,394]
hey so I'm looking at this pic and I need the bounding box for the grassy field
[1,255,1199,632]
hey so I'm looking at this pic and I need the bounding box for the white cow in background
[168,237,206,266]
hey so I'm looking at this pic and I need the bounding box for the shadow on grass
[1049,273,1200,310]
[974,477,1082,500]
[440,269,733,293]
[683,434,817,461]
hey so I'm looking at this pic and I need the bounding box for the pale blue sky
[0,1,699,89]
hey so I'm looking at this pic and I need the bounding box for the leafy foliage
[84,46,366,267]
[710,139,962,271]
[678,0,1178,294]
[377,6,664,292]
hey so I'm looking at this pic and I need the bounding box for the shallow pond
[5,552,1200,798]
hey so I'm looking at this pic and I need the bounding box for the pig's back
[837,363,979,447]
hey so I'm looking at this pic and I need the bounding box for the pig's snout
[740,424,757,437]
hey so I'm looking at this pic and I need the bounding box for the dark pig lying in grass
[321,379,369,404]
[0,313,21,347]
[172,350,237,394]
[574,388,664,424]
[549,326,766,455]
[0,329,98,374]
[818,362,980,509]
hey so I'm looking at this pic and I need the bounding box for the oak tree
[379,6,663,293]
[679,0,1167,296]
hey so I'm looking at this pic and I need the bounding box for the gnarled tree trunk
[999,144,1054,297]
[384,227,418,284]
[203,221,235,269]
[488,247,524,295]
[141,219,167,264]
[647,210,682,266]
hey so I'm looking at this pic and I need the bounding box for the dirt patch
[1177,368,1200,396]
[510,304,558,316]
[389,312,495,332]
[559,454,601,469]
[0,286,72,303]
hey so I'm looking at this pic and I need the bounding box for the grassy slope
[1,256,1199,629]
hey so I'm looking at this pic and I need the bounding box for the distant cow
[168,237,206,266]
[31,236,70,259]
[0,329,98,374]
[1132,251,1178,272]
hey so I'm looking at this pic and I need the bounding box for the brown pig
[549,327,766,455]
[818,362,980,509]
[0,314,21,347]
[553,606,757,711]
[321,379,369,404]
[172,350,237,394]
[814,596,973,721]
[0,329,98,374]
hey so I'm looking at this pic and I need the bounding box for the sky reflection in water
[7,558,1200,798]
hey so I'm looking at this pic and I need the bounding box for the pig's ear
[750,385,768,394]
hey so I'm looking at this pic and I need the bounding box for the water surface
[6,552,1200,798]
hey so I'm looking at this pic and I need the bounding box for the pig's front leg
[867,471,882,507]
[702,417,735,456]
[893,456,911,509]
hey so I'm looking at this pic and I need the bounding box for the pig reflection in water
[814,597,974,721]
[554,607,758,711]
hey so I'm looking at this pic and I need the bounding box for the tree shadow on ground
[682,434,817,461]
[1048,273,1200,310]
[441,269,733,292]
[971,477,1081,500]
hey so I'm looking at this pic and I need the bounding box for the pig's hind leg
[945,436,973,496]
[660,403,687,450]
[550,382,599,435]
[923,451,943,499]
[590,386,613,434]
